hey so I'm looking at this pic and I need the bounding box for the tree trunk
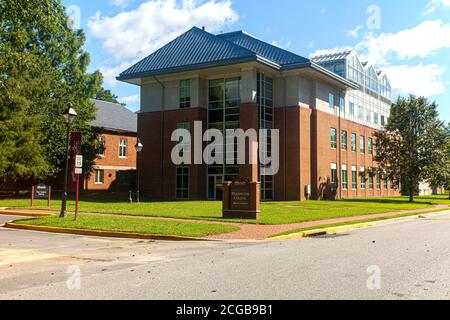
[409,182,414,203]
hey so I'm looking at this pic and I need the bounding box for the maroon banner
[68,132,82,192]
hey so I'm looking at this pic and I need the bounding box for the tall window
[329,93,335,109]
[376,172,381,190]
[374,112,379,125]
[349,102,355,116]
[360,135,365,153]
[331,163,338,188]
[208,77,241,183]
[368,137,373,155]
[94,169,104,185]
[381,115,386,126]
[360,167,366,189]
[258,73,274,201]
[341,130,348,150]
[179,79,191,109]
[330,128,337,149]
[339,96,345,113]
[119,138,128,158]
[384,177,388,190]
[369,169,374,189]
[351,134,357,152]
[176,167,189,199]
[97,136,105,157]
[341,165,348,190]
[352,166,357,190]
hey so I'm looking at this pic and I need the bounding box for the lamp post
[59,105,77,218]
[135,139,144,203]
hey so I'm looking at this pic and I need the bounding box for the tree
[429,123,450,198]
[94,81,121,104]
[375,95,448,202]
[0,0,103,183]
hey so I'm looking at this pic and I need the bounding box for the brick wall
[85,131,137,191]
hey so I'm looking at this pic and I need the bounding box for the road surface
[0,212,449,300]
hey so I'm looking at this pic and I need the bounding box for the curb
[4,222,211,242]
[269,210,450,241]
[270,222,376,241]
[0,210,55,217]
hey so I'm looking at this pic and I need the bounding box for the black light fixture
[60,105,77,218]
[135,139,144,203]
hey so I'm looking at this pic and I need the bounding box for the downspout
[280,72,287,201]
[338,92,342,200]
[154,76,165,197]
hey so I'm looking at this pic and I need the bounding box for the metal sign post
[75,155,83,220]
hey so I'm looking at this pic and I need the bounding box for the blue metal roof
[117,27,357,89]
[217,31,309,67]
[118,27,257,81]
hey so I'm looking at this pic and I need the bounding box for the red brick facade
[138,108,207,199]
[85,130,137,191]
[139,104,400,201]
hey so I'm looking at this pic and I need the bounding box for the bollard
[129,190,133,204]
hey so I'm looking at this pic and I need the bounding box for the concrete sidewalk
[1,205,448,240]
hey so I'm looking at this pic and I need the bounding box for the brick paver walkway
[1,205,448,240]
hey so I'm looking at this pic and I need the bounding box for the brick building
[117,27,400,201]
[84,99,138,191]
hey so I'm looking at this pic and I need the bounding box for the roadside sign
[75,167,83,175]
[31,184,52,207]
[75,155,83,168]
[34,184,49,199]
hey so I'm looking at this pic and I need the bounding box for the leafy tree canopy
[0,0,120,183]
[375,95,449,202]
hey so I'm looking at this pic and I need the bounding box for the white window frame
[119,138,128,158]
[94,169,104,185]
[176,167,190,200]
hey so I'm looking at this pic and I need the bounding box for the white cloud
[88,0,238,61]
[312,19,450,98]
[271,38,291,49]
[384,64,446,97]
[110,0,134,8]
[309,46,353,58]
[99,61,135,86]
[346,25,363,38]
[356,20,450,66]
[120,94,140,104]
[423,0,450,16]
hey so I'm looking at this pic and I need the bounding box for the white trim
[93,165,136,171]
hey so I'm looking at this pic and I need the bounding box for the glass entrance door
[208,175,224,200]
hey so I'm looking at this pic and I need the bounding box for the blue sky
[63,0,450,122]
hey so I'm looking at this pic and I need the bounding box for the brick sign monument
[222,178,260,220]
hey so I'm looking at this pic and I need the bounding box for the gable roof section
[90,99,137,134]
[117,27,358,89]
[217,31,309,67]
[118,27,257,81]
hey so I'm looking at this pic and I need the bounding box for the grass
[1,194,448,225]
[11,215,239,238]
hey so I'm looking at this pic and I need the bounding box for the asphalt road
[0,212,449,300]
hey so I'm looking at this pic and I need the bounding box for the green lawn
[1,194,448,225]
[269,210,446,238]
[11,215,239,238]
